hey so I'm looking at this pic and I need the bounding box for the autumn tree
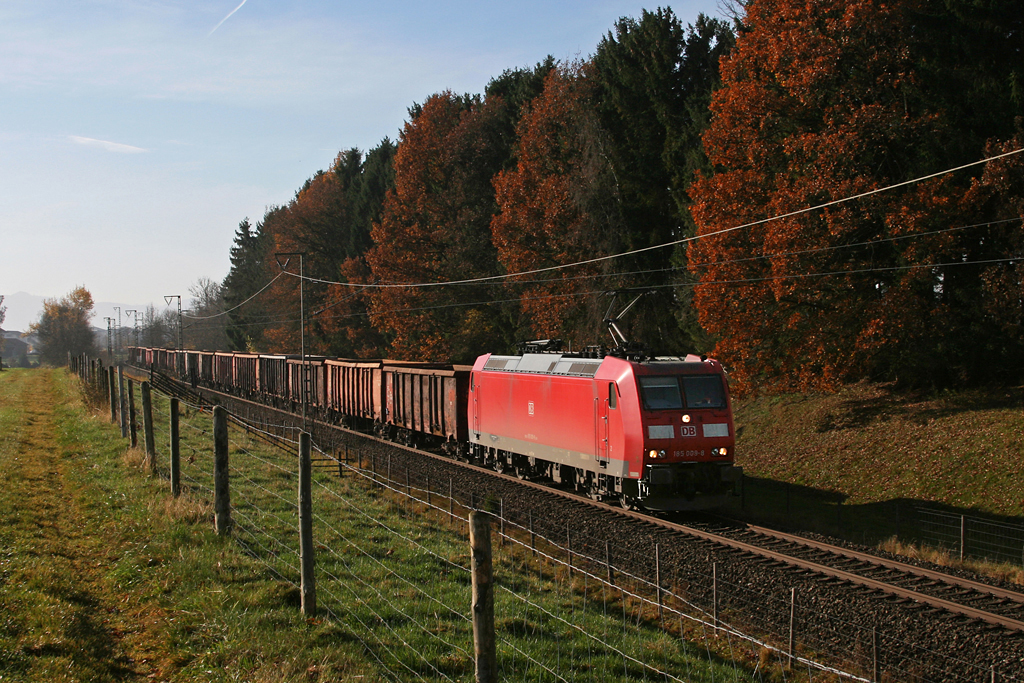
[259,166,353,354]
[484,57,556,169]
[32,286,97,365]
[366,92,515,362]
[951,130,1024,381]
[689,0,1024,391]
[491,64,622,345]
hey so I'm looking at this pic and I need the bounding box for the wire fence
[735,477,1024,570]
[92,370,1024,683]
[918,508,1024,567]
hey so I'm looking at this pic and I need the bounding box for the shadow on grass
[27,586,140,681]
[815,384,1024,432]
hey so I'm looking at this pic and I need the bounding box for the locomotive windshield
[638,377,683,409]
[639,375,727,410]
[681,375,727,409]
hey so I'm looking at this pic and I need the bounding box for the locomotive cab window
[682,375,726,409]
[638,377,683,410]
[608,382,617,409]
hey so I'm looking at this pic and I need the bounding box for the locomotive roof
[482,353,716,378]
[484,353,602,377]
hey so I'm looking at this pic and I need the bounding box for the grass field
[0,368,767,682]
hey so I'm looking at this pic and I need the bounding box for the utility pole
[125,309,140,349]
[164,295,182,373]
[275,252,307,427]
[113,306,122,362]
[104,317,114,360]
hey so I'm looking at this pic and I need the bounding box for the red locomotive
[469,350,741,510]
[129,342,741,511]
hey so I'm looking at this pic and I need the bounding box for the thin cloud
[68,136,148,154]
[209,0,249,36]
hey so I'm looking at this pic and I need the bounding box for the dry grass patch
[121,444,149,469]
[153,492,213,525]
[878,537,1024,587]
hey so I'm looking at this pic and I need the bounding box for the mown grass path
[0,369,154,681]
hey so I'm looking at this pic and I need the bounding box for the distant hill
[1,292,45,332]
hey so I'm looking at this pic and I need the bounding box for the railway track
[468,458,1024,633]
[128,366,1024,639]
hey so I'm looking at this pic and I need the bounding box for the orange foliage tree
[689,0,1024,390]
[260,167,351,354]
[366,92,512,362]
[491,64,624,345]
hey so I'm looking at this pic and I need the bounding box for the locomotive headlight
[647,449,667,459]
[649,449,657,459]
[682,414,691,423]
[712,447,728,457]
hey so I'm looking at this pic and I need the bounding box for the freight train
[128,345,742,511]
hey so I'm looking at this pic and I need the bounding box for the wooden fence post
[299,431,316,617]
[170,398,180,497]
[213,406,230,535]
[117,365,127,438]
[108,366,117,424]
[470,511,497,683]
[127,380,138,448]
[141,381,156,470]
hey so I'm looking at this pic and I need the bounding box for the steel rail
[744,524,1024,605]
[134,366,1024,633]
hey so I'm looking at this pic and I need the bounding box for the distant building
[1,330,40,368]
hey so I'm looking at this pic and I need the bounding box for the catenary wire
[279,147,1024,290]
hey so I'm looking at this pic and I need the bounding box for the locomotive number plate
[680,425,697,437]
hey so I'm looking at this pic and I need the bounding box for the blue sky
[1,0,722,330]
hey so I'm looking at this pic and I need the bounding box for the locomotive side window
[638,377,683,410]
[608,382,617,409]
[682,375,726,409]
